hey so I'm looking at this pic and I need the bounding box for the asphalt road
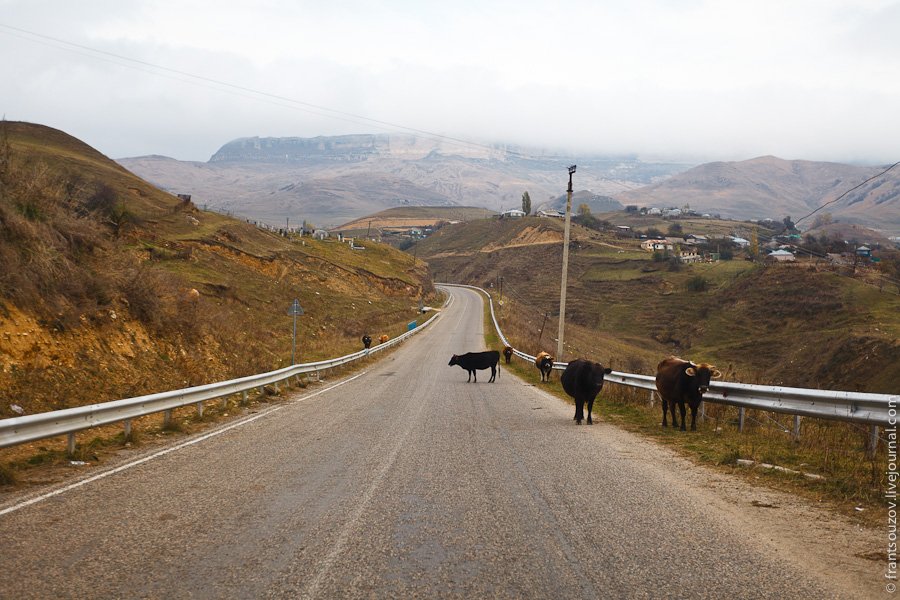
[0,286,881,598]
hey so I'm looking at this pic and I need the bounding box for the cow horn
[712,369,723,379]
[685,367,697,376]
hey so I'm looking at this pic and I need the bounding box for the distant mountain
[119,135,691,228]
[542,190,623,214]
[613,156,900,233]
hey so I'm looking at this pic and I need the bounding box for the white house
[537,210,565,218]
[767,249,796,262]
[641,239,673,252]
[501,209,526,218]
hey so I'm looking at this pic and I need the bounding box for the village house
[641,239,674,252]
[767,249,796,262]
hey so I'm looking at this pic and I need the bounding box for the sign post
[287,299,304,364]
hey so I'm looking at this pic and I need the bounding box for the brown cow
[534,351,554,382]
[503,346,513,364]
[379,334,389,344]
[656,356,722,431]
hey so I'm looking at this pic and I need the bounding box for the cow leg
[489,365,496,382]
[574,398,584,424]
[678,402,687,431]
[586,397,594,425]
[661,399,668,427]
[467,370,473,383]
[689,402,698,431]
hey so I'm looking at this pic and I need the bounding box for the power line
[795,160,900,226]
[0,22,533,160]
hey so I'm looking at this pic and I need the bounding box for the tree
[667,223,683,235]
[812,212,834,229]
[521,191,532,215]
[783,215,796,232]
[577,203,591,217]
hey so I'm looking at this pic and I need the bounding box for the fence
[443,283,898,452]
[0,311,441,454]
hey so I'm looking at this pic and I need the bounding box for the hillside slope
[614,156,900,233]
[416,216,900,393]
[0,122,435,418]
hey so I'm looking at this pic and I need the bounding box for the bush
[686,276,709,292]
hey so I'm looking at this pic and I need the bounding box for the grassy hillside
[0,121,435,418]
[417,215,900,393]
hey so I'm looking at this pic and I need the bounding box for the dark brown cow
[560,359,612,425]
[362,334,372,349]
[534,351,554,382]
[503,346,513,364]
[655,356,722,431]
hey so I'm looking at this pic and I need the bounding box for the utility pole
[557,165,576,362]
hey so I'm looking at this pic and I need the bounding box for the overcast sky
[2,0,899,164]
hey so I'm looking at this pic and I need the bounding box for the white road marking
[0,373,367,518]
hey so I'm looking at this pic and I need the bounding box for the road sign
[287,299,304,316]
[288,299,304,364]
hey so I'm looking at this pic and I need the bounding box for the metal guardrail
[0,310,442,451]
[443,283,899,427]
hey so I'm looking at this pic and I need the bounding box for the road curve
[0,286,881,598]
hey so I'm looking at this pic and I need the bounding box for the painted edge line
[0,372,367,518]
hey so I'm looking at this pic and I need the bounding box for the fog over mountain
[119,134,689,228]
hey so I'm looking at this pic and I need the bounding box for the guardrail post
[241,390,248,406]
[648,390,655,407]
[221,395,228,410]
[196,401,204,418]
[67,433,76,457]
[868,425,880,459]
[163,409,173,429]
[124,419,132,440]
[738,407,745,433]
[699,401,706,423]
[792,415,801,440]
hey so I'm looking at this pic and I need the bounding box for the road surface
[0,286,884,598]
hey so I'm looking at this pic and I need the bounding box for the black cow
[362,335,372,349]
[656,356,722,431]
[535,351,554,382]
[503,346,513,364]
[448,350,500,383]
[561,359,612,425]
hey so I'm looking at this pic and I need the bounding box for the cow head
[448,354,459,366]
[685,363,722,393]
[589,363,613,386]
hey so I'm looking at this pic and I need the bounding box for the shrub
[686,275,710,292]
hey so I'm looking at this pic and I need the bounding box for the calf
[534,351,554,382]
[560,359,612,424]
[448,350,500,383]
[379,334,389,344]
[503,346,513,364]
[656,356,721,431]
[362,334,372,349]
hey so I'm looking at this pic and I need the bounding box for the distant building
[641,240,673,252]
[679,250,702,263]
[313,229,329,240]
[615,225,631,236]
[767,249,796,262]
[684,234,708,245]
[500,209,526,219]
[731,236,750,248]
[856,245,872,258]
[537,210,565,218]
[648,207,662,216]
